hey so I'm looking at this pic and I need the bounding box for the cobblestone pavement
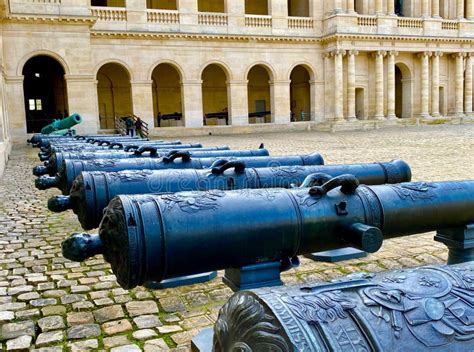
[0,124,473,351]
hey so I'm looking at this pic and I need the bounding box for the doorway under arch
[355,87,365,120]
[96,63,133,129]
[201,64,229,126]
[395,63,412,118]
[22,55,68,133]
[290,65,311,122]
[152,63,183,127]
[247,65,272,124]
[439,86,446,116]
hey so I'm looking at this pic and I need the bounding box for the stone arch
[244,62,275,82]
[395,61,413,118]
[148,59,185,82]
[199,61,233,81]
[22,55,69,133]
[93,59,134,82]
[17,50,70,77]
[96,62,133,129]
[286,62,316,81]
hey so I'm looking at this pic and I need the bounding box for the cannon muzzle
[33,165,49,176]
[48,195,72,212]
[62,233,104,262]
[35,176,58,190]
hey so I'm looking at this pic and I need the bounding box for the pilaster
[130,80,154,130]
[386,51,398,120]
[270,80,291,124]
[181,80,203,128]
[227,80,249,126]
[418,52,431,118]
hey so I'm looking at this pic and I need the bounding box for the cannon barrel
[62,179,474,289]
[213,261,474,351]
[40,113,83,135]
[37,147,269,176]
[36,136,143,148]
[49,160,411,230]
[35,152,324,189]
[41,139,180,151]
[38,142,204,161]
[40,140,181,155]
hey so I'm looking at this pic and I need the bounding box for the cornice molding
[3,14,96,26]
[90,31,321,43]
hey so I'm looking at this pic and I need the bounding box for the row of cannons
[29,132,474,351]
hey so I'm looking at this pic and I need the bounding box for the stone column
[227,80,249,126]
[373,51,386,120]
[66,75,99,134]
[130,80,155,129]
[333,0,343,13]
[181,80,203,128]
[386,51,398,120]
[375,0,384,15]
[431,52,442,117]
[457,0,465,18]
[432,0,440,18]
[464,54,473,117]
[421,0,431,17]
[5,76,26,141]
[347,0,356,14]
[346,50,358,121]
[454,53,465,116]
[270,80,291,124]
[387,0,395,15]
[419,52,431,118]
[467,0,474,20]
[333,50,345,121]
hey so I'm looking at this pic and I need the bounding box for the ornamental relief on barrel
[389,182,438,201]
[160,190,226,213]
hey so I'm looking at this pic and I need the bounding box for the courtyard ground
[0,124,473,351]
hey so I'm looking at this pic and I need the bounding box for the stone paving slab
[0,124,473,350]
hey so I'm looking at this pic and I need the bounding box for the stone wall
[1,0,474,142]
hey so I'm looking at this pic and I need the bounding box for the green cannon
[40,113,83,135]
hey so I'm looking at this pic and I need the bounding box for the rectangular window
[28,99,36,111]
[36,99,42,111]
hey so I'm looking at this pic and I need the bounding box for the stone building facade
[1,0,474,174]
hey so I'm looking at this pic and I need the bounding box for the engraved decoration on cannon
[213,262,474,351]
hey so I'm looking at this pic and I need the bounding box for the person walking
[135,118,144,138]
[125,117,134,137]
